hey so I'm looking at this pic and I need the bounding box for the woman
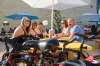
[31,22,37,36]
[12,17,39,45]
[56,20,69,38]
[12,17,36,38]
[11,17,40,65]
[35,22,44,38]
[32,22,37,31]
[61,20,69,36]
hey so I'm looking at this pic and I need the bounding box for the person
[31,22,37,36]
[67,18,84,42]
[61,20,69,37]
[91,25,97,35]
[9,17,40,64]
[97,25,100,35]
[55,20,69,38]
[32,22,37,30]
[35,22,44,38]
[12,17,36,38]
[8,27,14,33]
[12,17,38,44]
[0,28,6,36]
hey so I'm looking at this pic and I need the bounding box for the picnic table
[40,37,93,51]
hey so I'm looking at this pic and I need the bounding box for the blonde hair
[19,16,32,35]
[36,22,44,33]
[20,17,31,27]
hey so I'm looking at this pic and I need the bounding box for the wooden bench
[93,39,100,49]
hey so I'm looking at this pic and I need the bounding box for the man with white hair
[67,18,84,42]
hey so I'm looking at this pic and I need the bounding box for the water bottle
[49,28,54,39]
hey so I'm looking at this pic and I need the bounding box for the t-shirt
[70,25,84,42]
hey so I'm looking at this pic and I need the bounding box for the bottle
[49,28,54,39]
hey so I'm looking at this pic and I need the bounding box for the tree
[54,10,62,33]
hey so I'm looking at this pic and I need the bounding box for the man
[67,18,84,42]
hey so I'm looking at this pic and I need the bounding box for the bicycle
[54,34,100,66]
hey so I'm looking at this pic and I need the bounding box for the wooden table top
[40,37,93,51]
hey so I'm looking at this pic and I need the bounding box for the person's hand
[53,34,59,39]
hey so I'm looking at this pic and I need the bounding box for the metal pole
[51,0,54,29]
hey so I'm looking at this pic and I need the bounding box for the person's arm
[68,32,75,40]
[12,27,23,38]
[29,29,37,37]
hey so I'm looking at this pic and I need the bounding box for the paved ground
[0,42,6,61]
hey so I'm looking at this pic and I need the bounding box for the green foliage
[54,10,62,33]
